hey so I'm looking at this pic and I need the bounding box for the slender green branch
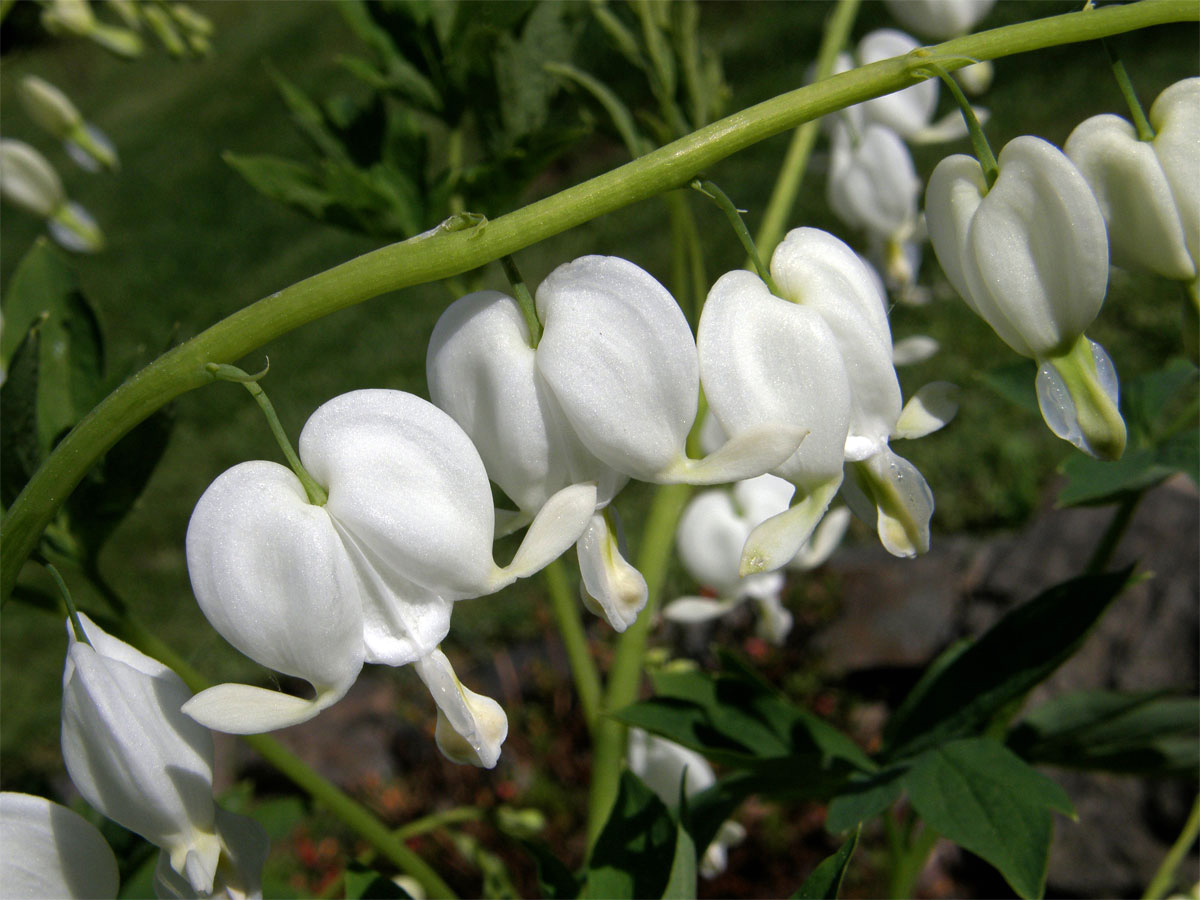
[1085,490,1144,574]
[1143,793,1200,900]
[500,255,542,348]
[934,67,998,187]
[3,0,1195,601]
[207,363,328,506]
[1104,38,1155,141]
[585,482,692,848]
[692,178,777,294]
[119,617,459,900]
[888,819,941,900]
[393,806,485,843]
[754,0,861,261]
[543,557,603,734]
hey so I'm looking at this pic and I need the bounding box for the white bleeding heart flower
[1065,77,1199,285]
[831,30,984,144]
[184,389,596,733]
[60,614,268,899]
[428,258,803,632]
[883,0,995,40]
[414,649,508,769]
[828,120,921,243]
[926,135,1126,459]
[1,792,119,899]
[626,729,746,878]
[0,139,103,253]
[18,76,118,172]
[701,229,940,564]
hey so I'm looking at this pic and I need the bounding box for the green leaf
[792,826,860,899]
[520,838,582,900]
[976,359,1040,415]
[825,768,905,834]
[1057,446,1175,506]
[1,322,43,508]
[905,738,1074,900]
[494,2,576,142]
[224,152,333,219]
[266,61,350,164]
[1007,690,1200,777]
[581,771,678,899]
[545,61,648,157]
[662,817,697,900]
[882,568,1133,761]
[1,239,105,457]
[67,404,174,559]
[344,863,412,898]
[1121,358,1197,443]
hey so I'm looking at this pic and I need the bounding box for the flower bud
[19,77,119,173]
[0,140,104,252]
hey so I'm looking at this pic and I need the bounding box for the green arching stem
[3,0,1195,602]
[753,0,861,261]
[884,808,941,900]
[499,255,542,348]
[1142,793,1200,900]
[1103,38,1156,141]
[934,66,998,188]
[118,616,459,900]
[542,556,603,734]
[206,363,328,506]
[692,178,779,295]
[585,481,692,848]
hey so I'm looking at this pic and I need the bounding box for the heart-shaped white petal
[1,792,120,899]
[1150,78,1199,269]
[770,229,902,454]
[963,137,1109,360]
[186,459,365,705]
[1065,112,1195,280]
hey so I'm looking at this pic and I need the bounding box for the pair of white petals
[60,614,267,898]
[185,389,596,754]
[427,255,805,632]
[666,473,852,645]
[1064,77,1198,284]
[926,135,1125,459]
[699,228,952,571]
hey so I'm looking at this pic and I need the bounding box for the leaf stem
[1142,792,1200,900]
[754,0,861,261]
[1085,489,1143,574]
[543,556,603,734]
[4,0,1195,601]
[585,482,692,848]
[934,66,998,188]
[692,178,778,295]
[1103,38,1155,142]
[499,255,542,348]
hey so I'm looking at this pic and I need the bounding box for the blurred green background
[0,0,1194,883]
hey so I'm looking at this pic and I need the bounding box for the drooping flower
[700,228,948,569]
[427,257,803,631]
[665,473,851,645]
[1,792,120,899]
[926,135,1126,459]
[882,0,996,93]
[18,76,119,172]
[1064,77,1199,286]
[832,29,983,144]
[184,389,596,738]
[627,728,746,878]
[0,139,103,252]
[60,614,268,898]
